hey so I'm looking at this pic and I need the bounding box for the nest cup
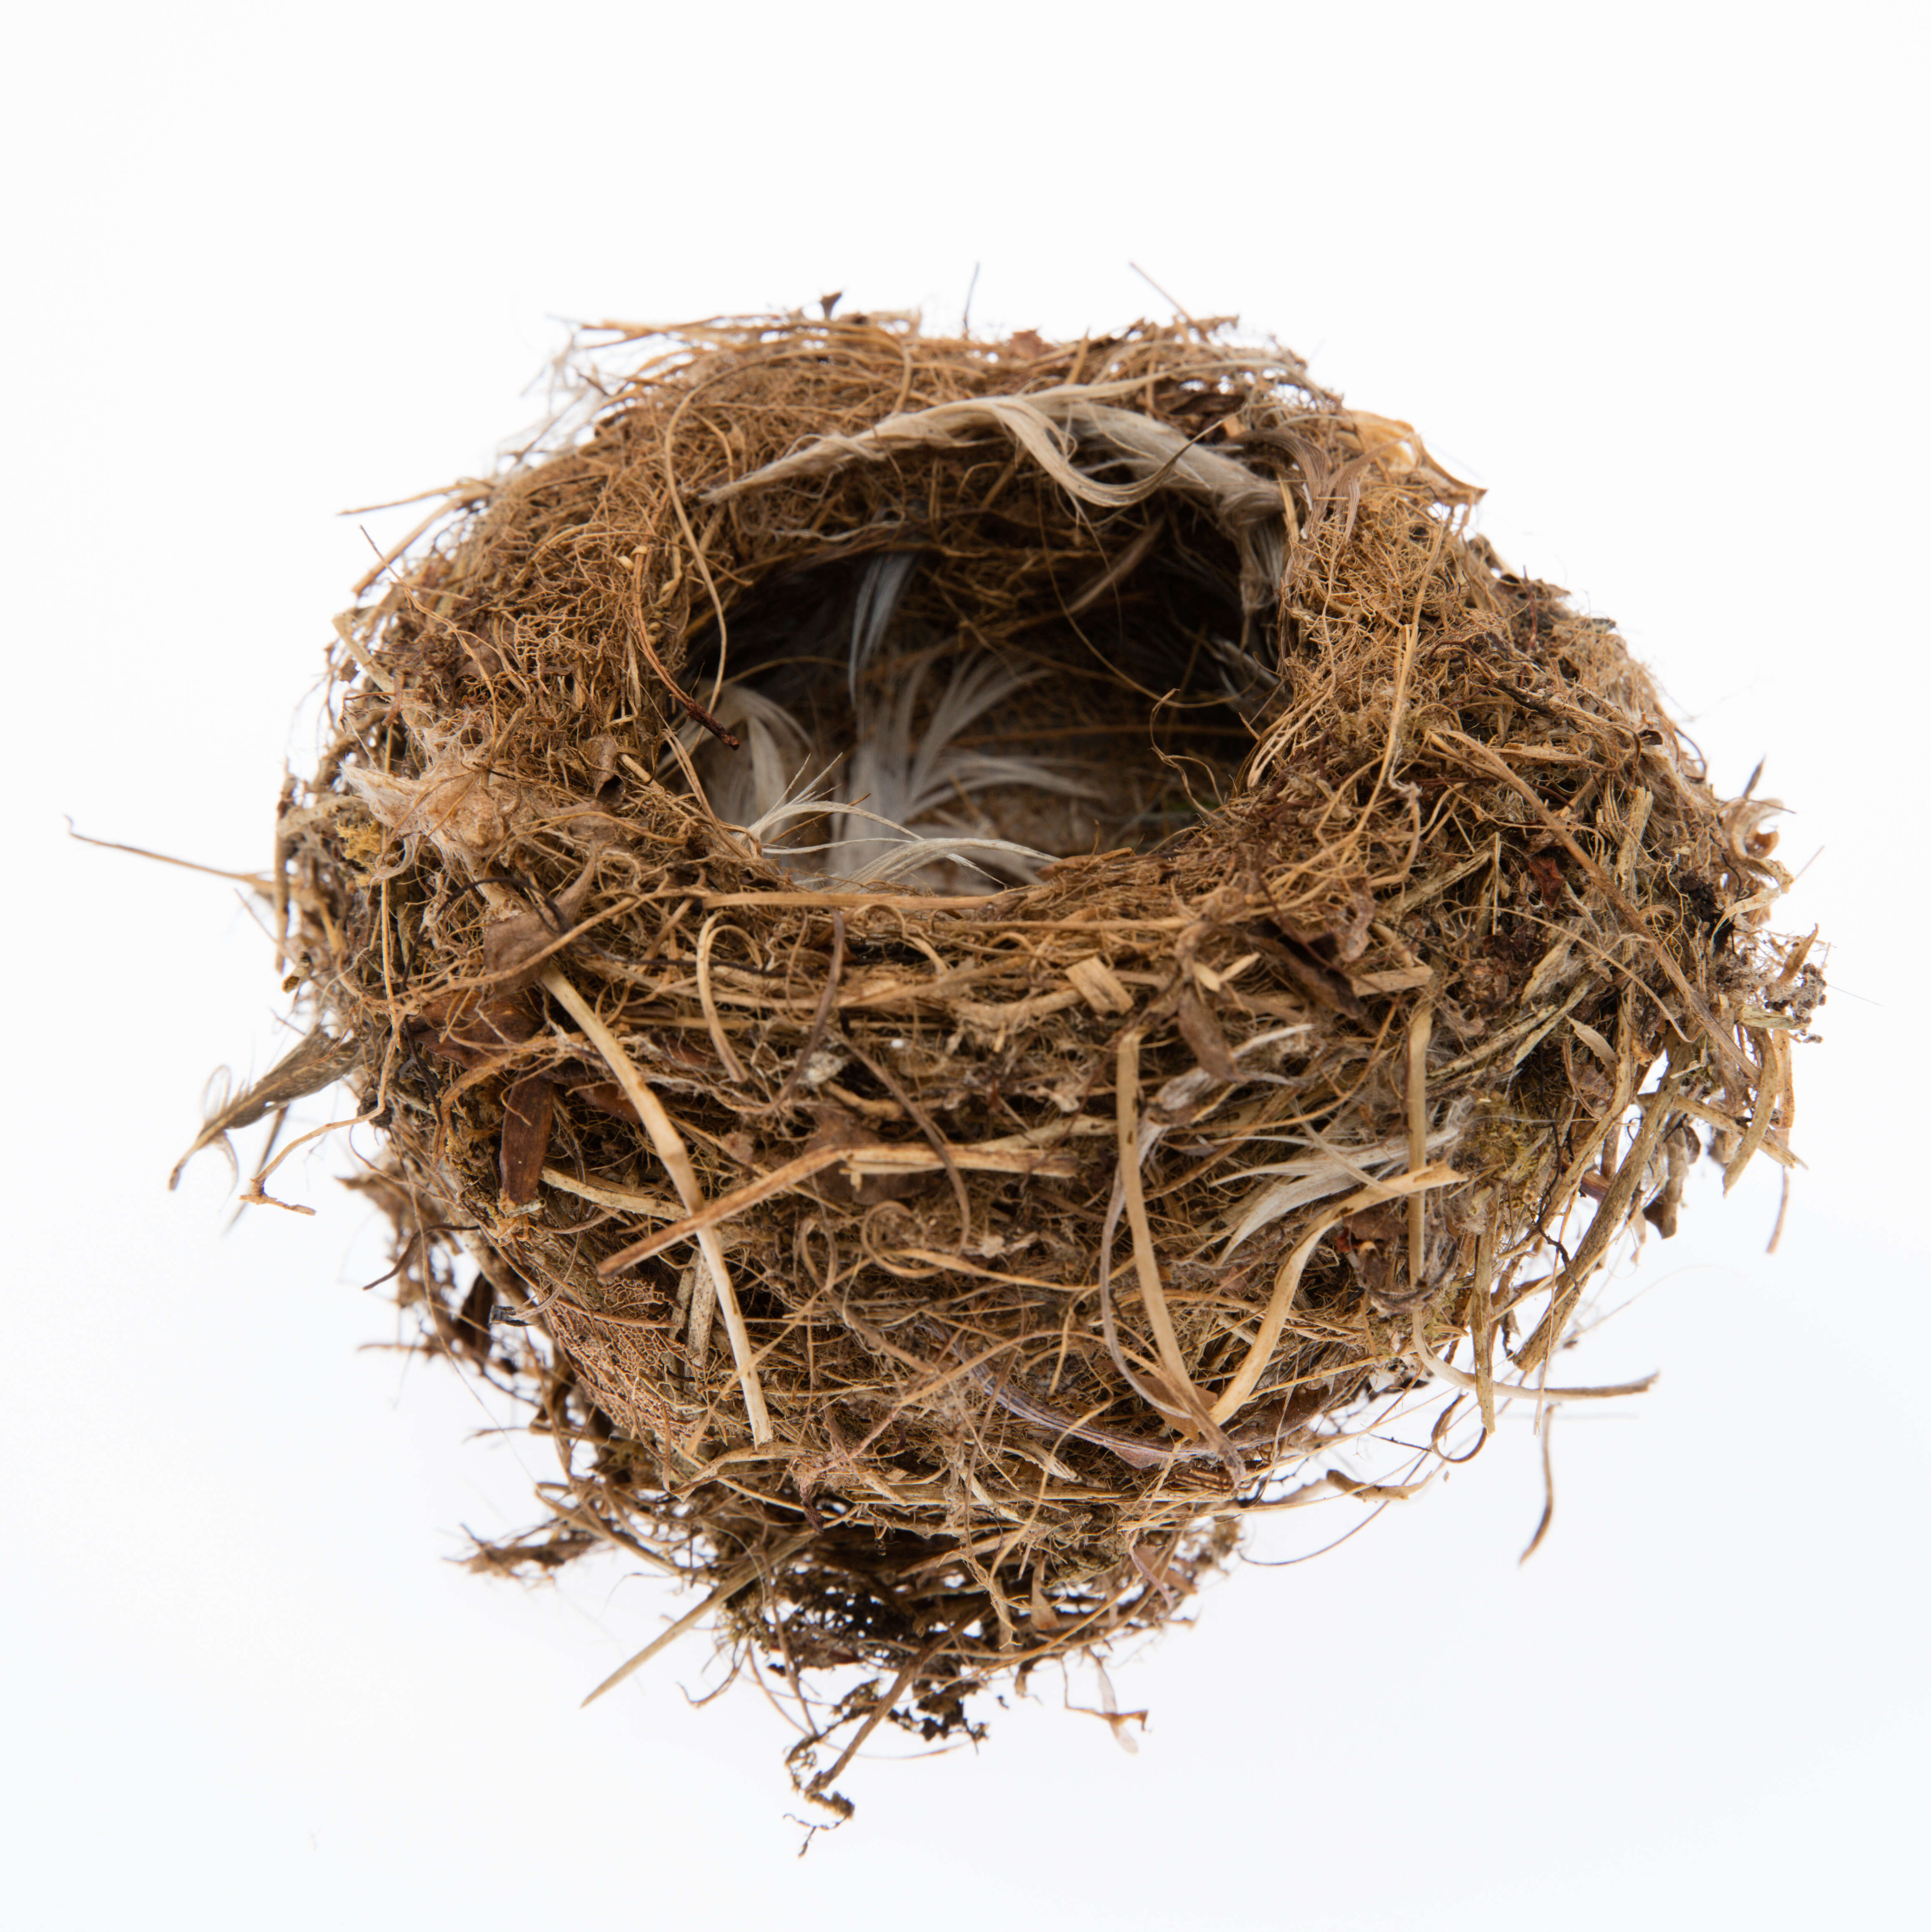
[223,312,1819,1802]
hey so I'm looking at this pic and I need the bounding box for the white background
[5,5,1925,1927]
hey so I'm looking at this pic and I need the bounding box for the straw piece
[1067,955,1134,1016]
[1409,1310,1656,1403]
[693,912,749,1083]
[1519,1411,1559,1565]
[1405,998,1434,1293]
[1724,1029,1787,1194]
[1210,1163,1461,1424]
[539,1167,683,1219]
[541,966,771,1444]
[1112,1032,1205,1425]
[581,1526,818,1708]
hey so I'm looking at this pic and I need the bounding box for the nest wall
[209,313,1819,1803]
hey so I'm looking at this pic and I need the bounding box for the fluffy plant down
[191,310,1821,1811]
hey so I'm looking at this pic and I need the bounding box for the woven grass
[192,309,1820,1809]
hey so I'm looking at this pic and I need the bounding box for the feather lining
[678,651,1098,891]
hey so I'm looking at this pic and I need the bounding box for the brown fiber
[199,310,1821,1810]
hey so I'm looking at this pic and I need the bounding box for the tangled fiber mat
[191,310,1821,1809]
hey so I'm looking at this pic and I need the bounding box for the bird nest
[202,310,1819,1809]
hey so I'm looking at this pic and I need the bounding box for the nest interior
[219,312,1819,1804]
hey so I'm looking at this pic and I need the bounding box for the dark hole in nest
[673,508,1271,892]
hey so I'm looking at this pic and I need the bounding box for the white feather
[678,650,1099,891]
[848,551,919,703]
